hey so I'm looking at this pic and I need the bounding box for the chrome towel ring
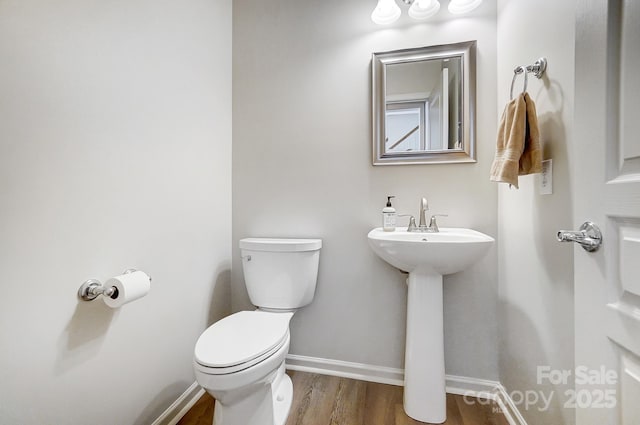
[510,65,528,100]
[509,57,548,100]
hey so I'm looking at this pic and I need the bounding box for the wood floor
[178,371,508,425]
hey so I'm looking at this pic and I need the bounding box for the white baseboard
[444,374,500,399]
[286,354,405,386]
[150,381,204,425]
[494,383,529,425]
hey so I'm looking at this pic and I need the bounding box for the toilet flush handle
[241,255,252,262]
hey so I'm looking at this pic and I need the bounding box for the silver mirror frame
[372,40,477,165]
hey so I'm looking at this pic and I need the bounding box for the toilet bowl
[194,311,294,425]
[193,238,321,425]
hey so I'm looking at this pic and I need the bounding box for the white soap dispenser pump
[382,196,397,232]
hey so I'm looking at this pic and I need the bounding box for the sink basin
[367,227,494,423]
[367,227,494,275]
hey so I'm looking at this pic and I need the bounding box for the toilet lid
[194,311,292,368]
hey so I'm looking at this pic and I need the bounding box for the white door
[573,1,640,424]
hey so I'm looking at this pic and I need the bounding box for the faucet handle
[398,214,418,231]
[428,214,448,232]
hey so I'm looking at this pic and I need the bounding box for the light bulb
[371,0,401,25]
[408,0,441,20]
[448,0,482,14]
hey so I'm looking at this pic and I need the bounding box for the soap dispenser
[382,196,396,232]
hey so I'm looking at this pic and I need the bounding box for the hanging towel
[490,92,542,188]
[520,93,542,176]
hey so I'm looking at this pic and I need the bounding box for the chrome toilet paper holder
[78,269,148,301]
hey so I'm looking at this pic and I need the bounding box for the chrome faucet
[405,197,447,233]
[418,197,429,229]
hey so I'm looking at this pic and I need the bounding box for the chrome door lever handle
[557,221,602,252]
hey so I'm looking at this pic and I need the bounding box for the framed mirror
[372,41,476,165]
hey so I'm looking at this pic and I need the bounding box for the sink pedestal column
[404,271,446,423]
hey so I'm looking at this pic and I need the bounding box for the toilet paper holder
[78,269,150,301]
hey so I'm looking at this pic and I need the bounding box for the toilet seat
[194,310,293,375]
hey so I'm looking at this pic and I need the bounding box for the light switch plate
[540,159,553,195]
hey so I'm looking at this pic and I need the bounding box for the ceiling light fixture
[371,0,482,25]
[371,0,402,25]
[408,0,441,20]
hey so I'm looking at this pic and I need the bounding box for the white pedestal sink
[367,227,494,423]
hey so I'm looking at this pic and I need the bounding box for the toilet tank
[239,238,322,310]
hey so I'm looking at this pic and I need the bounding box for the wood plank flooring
[177,371,508,425]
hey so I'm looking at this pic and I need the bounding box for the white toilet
[193,237,322,425]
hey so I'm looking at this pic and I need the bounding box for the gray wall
[233,0,499,379]
[497,0,576,424]
[0,1,232,424]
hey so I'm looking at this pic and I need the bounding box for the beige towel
[490,92,542,188]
